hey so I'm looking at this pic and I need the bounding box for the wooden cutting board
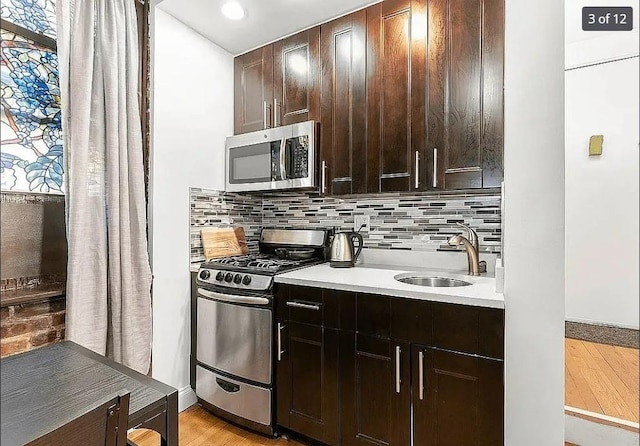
[201,227,249,260]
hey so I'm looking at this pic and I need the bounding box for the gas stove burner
[212,254,267,268]
[204,253,321,275]
[246,259,281,271]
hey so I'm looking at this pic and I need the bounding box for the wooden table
[1,341,178,446]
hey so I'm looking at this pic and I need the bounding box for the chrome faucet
[448,223,485,276]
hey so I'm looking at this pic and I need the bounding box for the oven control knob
[233,274,242,284]
[242,275,252,285]
[215,272,224,281]
[224,273,233,282]
[199,270,210,280]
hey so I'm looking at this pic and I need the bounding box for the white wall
[503,0,565,445]
[564,1,639,329]
[149,8,233,409]
[565,0,639,69]
[565,57,639,329]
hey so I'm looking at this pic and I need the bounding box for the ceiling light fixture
[221,1,245,20]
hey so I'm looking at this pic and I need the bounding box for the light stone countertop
[275,263,504,309]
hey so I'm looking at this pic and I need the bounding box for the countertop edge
[274,275,505,310]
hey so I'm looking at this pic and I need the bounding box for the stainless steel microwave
[225,121,316,192]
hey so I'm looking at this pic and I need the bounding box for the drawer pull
[286,301,321,311]
[216,378,240,393]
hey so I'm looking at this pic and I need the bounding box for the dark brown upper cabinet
[426,0,504,190]
[319,11,368,195]
[234,45,273,134]
[234,28,320,135]
[233,0,504,190]
[273,28,321,127]
[366,0,427,193]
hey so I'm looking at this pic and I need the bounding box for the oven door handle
[197,288,270,306]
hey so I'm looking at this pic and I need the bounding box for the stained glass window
[1,0,56,39]
[1,0,62,194]
[1,29,62,193]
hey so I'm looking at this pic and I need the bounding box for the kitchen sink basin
[394,274,472,287]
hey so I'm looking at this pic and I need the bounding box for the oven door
[225,121,315,192]
[197,289,272,385]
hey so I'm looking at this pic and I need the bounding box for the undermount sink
[394,273,472,287]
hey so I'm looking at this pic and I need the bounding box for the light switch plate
[589,135,604,156]
[354,215,370,232]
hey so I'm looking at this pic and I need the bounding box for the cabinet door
[340,332,410,446]
[413,346,504,446]
[273,27,321,127]
[319,11,367,195]
[427,0,504,189]
[276,323,339,445]
[234,45,274,134]
[366,0,427,193]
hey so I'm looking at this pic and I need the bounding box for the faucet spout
[448,234,481,276]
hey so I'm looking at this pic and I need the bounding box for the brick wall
[1,192,67,358]
[0,297,66,358]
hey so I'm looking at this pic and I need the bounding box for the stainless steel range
[195,228,330,435]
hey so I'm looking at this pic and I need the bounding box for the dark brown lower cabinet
[275,284,504,446]
[276,322,339,445]
[340,332,411,446]
[412,345,504,446]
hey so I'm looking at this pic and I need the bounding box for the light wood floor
[128,405,303,446]
[128,405,585,446]
[565,338,639,422]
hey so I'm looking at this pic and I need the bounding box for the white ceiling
[157,0,379,56]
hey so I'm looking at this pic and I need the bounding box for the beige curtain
[57,0,152,374]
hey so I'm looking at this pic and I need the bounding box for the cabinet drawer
[432,302,504,359]
[196,366,271,427]
[355,293,390,338]
[390,297,433,344]
[276,285,324,326]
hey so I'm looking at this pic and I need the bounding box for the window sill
[1,286,65,308]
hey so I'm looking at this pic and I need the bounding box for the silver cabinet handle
[286,301,321,311]
[395,345,401,393]
[433,148,438,188]
[274,99,281,127]
[277,323,285,361]
[415,151,420,189]
[263,101,270,129]
[418,350,425,400]
[321,160,328,193]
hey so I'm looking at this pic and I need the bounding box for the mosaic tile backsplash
[190,188,502,264]
[190,189,262,263]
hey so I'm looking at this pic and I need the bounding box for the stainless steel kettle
[329,232,364,268]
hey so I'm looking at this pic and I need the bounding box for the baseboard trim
[178,386,197,412]
[566,318,639,331]
[565,406,639,446]
[565,320,639,349]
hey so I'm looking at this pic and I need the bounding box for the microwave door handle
[286,139,296,179]
[279,138,287,180]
